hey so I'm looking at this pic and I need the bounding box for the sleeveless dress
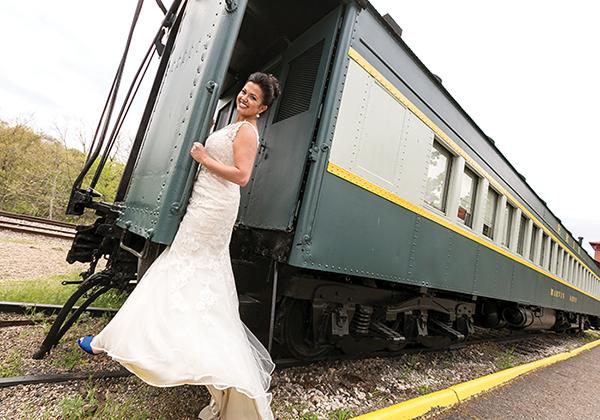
[92,121,275,420]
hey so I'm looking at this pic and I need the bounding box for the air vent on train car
[274,40,325,123]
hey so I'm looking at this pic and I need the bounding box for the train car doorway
[215,3,343,231]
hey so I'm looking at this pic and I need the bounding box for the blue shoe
[77,336,97,355]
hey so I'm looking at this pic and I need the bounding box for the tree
[0,117,125,224]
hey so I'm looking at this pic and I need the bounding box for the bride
[77,72,280,420]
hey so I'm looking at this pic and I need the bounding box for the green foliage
[417,384,433,395]
[328,408,354,420]
[58,381,150,420]
[493,347,520,370]
[1,349,23,377]
[399,353,421,380]
[579,331,600,344]
[0,270,126,309]
[282,404,320,420]
[0,118,125,224]
[52,342,86,370]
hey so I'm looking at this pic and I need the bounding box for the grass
[417,384,433,395]
[399,353,421,380]
[579,330,600,344]
[493,346,520,371]
[0,270,128,309]
[282,404,320,420]
[58,380,151,420]
[0,348,23,377]
[0,237,38,245]
[328,409,354,420]
[52,341,87,370]
[443,352,456,369]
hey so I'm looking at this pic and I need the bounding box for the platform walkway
[430,341,600,419]
[353,339,600,420]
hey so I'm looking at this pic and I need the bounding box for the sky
[0,1,598,256]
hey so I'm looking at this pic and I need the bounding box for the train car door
[236,7,343,231]
[117,0,248,245]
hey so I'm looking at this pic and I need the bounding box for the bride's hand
[191,142,208,164]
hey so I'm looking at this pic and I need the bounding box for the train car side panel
[289,4,600,320]
[471,245,513,300]
[296,172,415,280]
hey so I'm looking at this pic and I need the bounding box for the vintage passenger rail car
[35,0,600,359]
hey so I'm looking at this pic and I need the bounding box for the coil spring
[350,305,373,336]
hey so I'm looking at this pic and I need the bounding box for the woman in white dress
[77,72,280,420]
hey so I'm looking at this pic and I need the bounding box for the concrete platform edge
[351,338,600,420]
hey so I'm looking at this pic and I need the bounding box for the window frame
[424,140,453,214]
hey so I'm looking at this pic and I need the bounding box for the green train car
[36,0,600,360]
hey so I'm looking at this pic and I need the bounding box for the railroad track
[0,299,558,387]
[0,210,76,240]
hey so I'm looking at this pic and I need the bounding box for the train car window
[457,168,478,227]
[529,225,539,261]
[516,215,528,255]
[501,203,515,248]
[482,188,498,239]
[540,233,549,268]
[549,240,557,273]
[424,141,453,213]
[554,246,561,274]
[556,248,563,277]
[561,250,568,278]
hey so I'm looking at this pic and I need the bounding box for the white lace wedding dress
[93,121,275,420]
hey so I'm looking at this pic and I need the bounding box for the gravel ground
[0,230,596,419]
[0,230,87,283]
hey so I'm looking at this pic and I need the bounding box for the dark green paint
[117,0,248,244]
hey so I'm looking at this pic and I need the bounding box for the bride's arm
[190,124,258,187]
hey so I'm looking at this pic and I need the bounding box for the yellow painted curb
[352,338,600,420]
[352,389,458,420]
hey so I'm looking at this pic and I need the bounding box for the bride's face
[236,82,267,118]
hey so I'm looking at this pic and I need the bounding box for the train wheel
[280,298,331,360]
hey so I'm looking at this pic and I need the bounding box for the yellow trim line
[343,46,599,285]
[328,162,598,302]
[351,338,600,420]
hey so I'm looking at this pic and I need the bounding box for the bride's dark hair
[247,72,280,109]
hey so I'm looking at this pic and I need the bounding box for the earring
[256,113,260,118]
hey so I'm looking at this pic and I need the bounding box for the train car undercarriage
[270,269,594,360]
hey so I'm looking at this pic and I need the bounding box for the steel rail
[0,211,76,239]
[0,301,118,318]
[0,210,76,229]
[0,369,131,388]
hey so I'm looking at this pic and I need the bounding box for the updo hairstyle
[246,72,280,111]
